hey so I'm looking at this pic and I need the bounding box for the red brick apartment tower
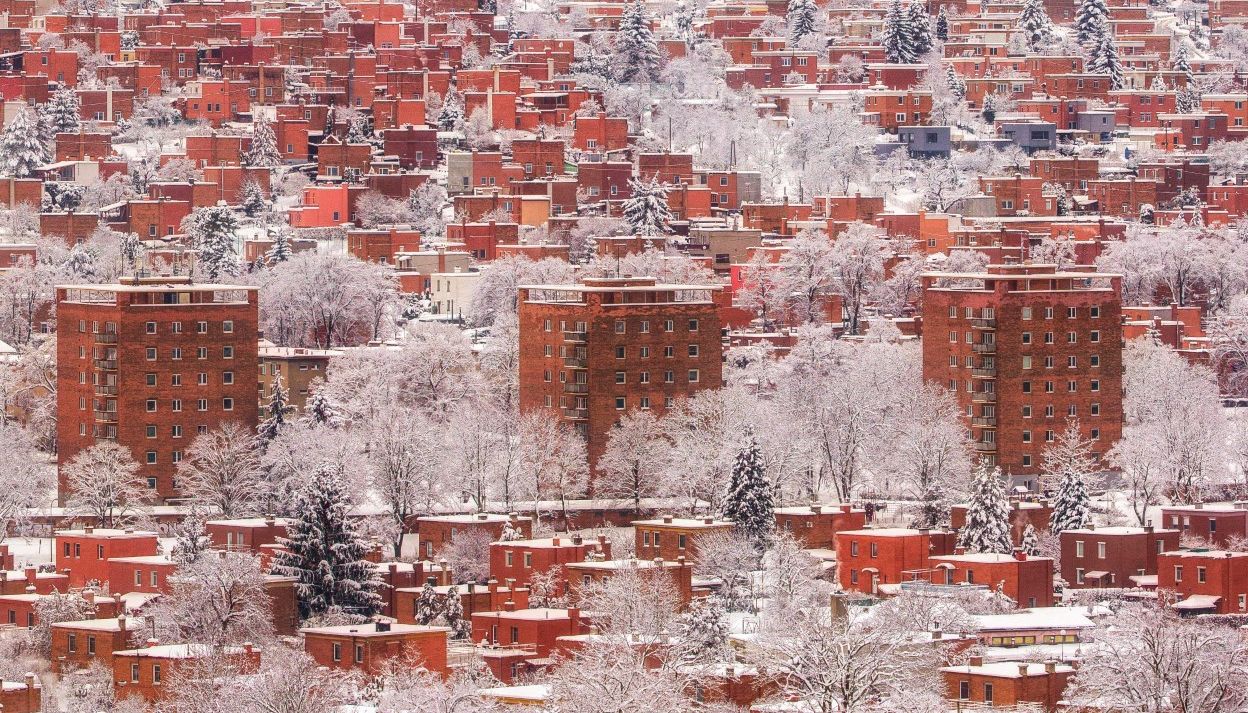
[56,276,259,503]
[517,276,723,475]
[920,266,1123,488]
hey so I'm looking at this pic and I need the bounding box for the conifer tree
[1051,472,1091,532]
[622,176,673,236]
[1086,24,1125,90]
[245,118,281,168]
[907,1,933,57]
[957,462,1014,555]
[441,585,469,639]
[1021,523,1042,557]
[935,5,949,41]
[883,0,916,63]
[787,0,819,46]
[1176,85,1201,113]
[183,205,241,281]
[1075,0,1109,46]
[1019,0,1053,51]
[722,427,774,550]
[614,0,661,83]
[44,85,81,136]
[265,227,293,264]
[239,180,266,217]
[676,595,730,663]
[437,89,464,131]
[257,371,293,449]
[946,65,967,98]
[0,106,47,178]
[1150,74,1168,91]
[415,581,442,625]
[301,384,342,428]
[271,467,383,619]
[1172,42,1195,84]
[674,0,695,46]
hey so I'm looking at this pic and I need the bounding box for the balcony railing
[971,343,996,354]
[563,331,587,343]
[93,359,117,370]
[93,410,118,423]
[971,416,997,427]
[563,383,589,394]
[971,368,997,378]
[973,440,997,452]
[94,385,118,396]
[93,333,118,344]
[971,391,997,403]
[562,407,589,420]
[969,318,997,329]
[92,427,116,440]
[563,357,588,369]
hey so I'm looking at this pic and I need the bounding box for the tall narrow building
[56,276,259,503]
[920,265,1123,490]
[517,276,723,477]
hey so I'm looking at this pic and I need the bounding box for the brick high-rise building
[56,276,259,503]
[517,276,723,476]
[920,265,1123,488]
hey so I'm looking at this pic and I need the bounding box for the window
[146,348,157,361]
[68,634,76,653]
[664,370,674,383]
[197,321,208,334]
[171,347,181,360]
[615,320,626,334]
[171,425,182,438]
[223,321,234,333]
[870,542,878,557]
[146,399,157,412]
[615,371,626,384]
[197,347,208,360]
[615,397,625,410]
[223,372,234,385]
[664,346,675,358]
[1022,430,1032,443]
[146,373,157,386]
[171,374,182,387]
[223,346,234,359]
[1022,332,1031,344]
[153,664,161,684]
[1075,541,1085,557]
[850,542,859,557]
[640,320,650,333]
[197,399,207,412]
[1174,565,1183,582]
[131,663,140,682]
[1197,566,1207,583]
[146,322,157,334]
[172,399,182,412]
[355,644,364,663]
[984,684,994,704]
[146,451,156,464]
[332,643,342,661]
[223,398,234,411]
[688,344,699,357]
[1021,307,1032,320]
[198,373,208,386]
[146,425,157,438]
[1097,542,1106,559]
[688,369,700,383]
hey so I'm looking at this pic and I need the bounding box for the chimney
[1013,547,1026,561]
[467,582,476,593]
[1018,663,1030,677]
[117,615,127,632]
[703,518,713,525]
[1045,661,1057,674]
[376,620,391,633]
[487,578,499,593]
[1087,522,1096,531]
[932,628,943,640]
[82,590,94,605]
[84,526,93,535]
[811,505,822,514]
[552,537,560,546]
[841,504,852,513]
[970,656,983,666]
[477,513,488,520]
[265,515,276,527]
[503,600,516,611]
[567,606,580,623]
[1195,502,1204,510]
[243,642,254,655]
[662,515,673,524]
[145,638,159,648]
[505,578,516,590]
[571,535,583,546]
[24,567,35,583]
[954,546,966,555]
[653,557,663,566]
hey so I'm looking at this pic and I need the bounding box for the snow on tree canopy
[270,466,383,619]
[957,463,1014,555]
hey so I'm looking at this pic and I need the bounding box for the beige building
[258,346,343,414]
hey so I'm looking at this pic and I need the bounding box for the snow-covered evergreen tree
[119,231,143,269]
[1172,42,1195,84]
[622,176,673,237]
[1150,74,1168,91]
[1075,0,1109,46]
[346,113,372,144]
[437,89,464,131]
[946,64,967,98]
[246,118,281,168]
[441,585,470,639]
[0,106,47,178]
[239,179,266,217]
[183,205,241,281]
[614,0,661,83]
[722,427,774,550]
[676,595,730,663]
[787,0,819,46]
[935,5,949,41]
[1019,0,1054,51]
[271,467,383,619]
[301,384,342,428]
[1051,471,1091,532]
[1086,25,1125,90]
[957,463,1014,555]
[44,85,81,136]
[1176,85,1201,113]
[674,0,695,46]
[883,0,916,64]
[907,1,933,58]
[61,243,99,282]
[1021,523,1042,557]
[120,30,139,51]
[264,227,293,264]
[499,520,524,542]
[415,581,441,624]
[257,371,292,449]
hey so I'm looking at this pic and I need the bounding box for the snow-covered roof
[300,622,451,636]
[973,607,1096,632]
[478,684,551,703]
[1172,594,1221,610]
[1064,526,1178,535]
[940,661,1075,678]
[203,517,293,527]
[631,517,733,528]
[115,643,252,659]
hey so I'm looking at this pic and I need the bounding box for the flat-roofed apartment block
[56,276,259,503]
[517,276,723,475]
[920,265,1123,488]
